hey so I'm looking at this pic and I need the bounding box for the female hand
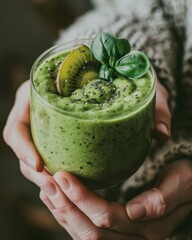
[39,160,192,240]
[2,80,50,187]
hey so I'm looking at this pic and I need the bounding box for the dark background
[0,0,92,239]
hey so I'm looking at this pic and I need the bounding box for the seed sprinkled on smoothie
[33,32,153,121]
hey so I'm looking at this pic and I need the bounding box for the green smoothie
[30,37,156,188]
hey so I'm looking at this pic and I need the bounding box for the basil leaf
[115,50,150,79]
[91,32,131,68]
[91,33,110,66]
[115,38,131,60]
[104,35,131,67]
[99,65,117,81]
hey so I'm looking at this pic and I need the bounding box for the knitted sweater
[56,0,192,238]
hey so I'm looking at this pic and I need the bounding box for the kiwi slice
[56,45,100,97]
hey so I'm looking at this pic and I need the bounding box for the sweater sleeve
[120,0,192,195]
[120,4,192,238]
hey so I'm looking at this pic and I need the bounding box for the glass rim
[30,39,157,120]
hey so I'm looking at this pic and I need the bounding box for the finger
[41,177,142,240]
[40,178,102,240]
[154,81,171,141]
[51,172,147,238]
[10,122,43,171]
[54,171,140,233]
[54,171,121,228]
[126,160,192,221]
[39,190,79,240]
[3,81,43,171]
[19,160,51,187]
[39,190,55,210]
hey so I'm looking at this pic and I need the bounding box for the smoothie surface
[33,50,154,120]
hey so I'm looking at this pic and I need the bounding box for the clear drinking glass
[30,39,156,189]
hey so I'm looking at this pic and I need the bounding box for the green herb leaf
[115,38,131,61]
[99,65,117,81]
[91,33,109,65]
[91,32,131,68]
[115,50,150,79]
[91,32,150,81]
[107,37,131,67]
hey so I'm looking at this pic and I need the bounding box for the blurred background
[0,0,93,239]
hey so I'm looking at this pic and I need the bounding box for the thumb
[125,160,192,221]
[155,81,171,141]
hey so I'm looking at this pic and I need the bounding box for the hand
[126,159,192,221]
[2,79,172,239]
[39,161,192,240]
[3,81,46,185]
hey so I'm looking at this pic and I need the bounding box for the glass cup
[30,39,156,189]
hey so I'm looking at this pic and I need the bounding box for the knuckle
[69,189,95,207]
[3,125,10,145]
[39,190,47,201]
[39,178,54,191]
[3,122,16,146]
[3,124,19,153]
[82,230,103,240]
[54,202,73,216]
[52,209,67,224]
[71,190,85,205]
[3,112,21,148]
[52,205,78,225]
[93,207,115,229]
[151,188,169,216]
[90,232,103,240]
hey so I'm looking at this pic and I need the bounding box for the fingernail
[127,203,146,221]
[59,177,70,190]
[156,123,170,139]
[26,157,36,171]
[41,183,57,196]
